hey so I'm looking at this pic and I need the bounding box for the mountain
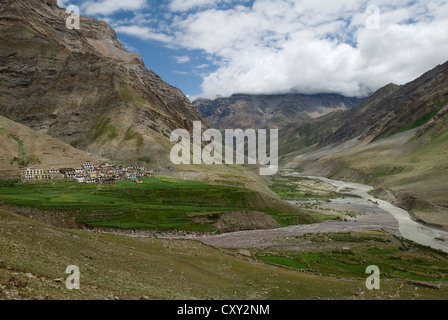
[281,60,448,154]
[0,115,105,178]
[359,62,448,142]
[323,62,448,145]
[278,84,401,155]
[0,0,203,167]
[194,93,362,130]
[0,0,303,211]
[280,60,448,230]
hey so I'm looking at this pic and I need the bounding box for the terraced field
[254,232,448,283]
[0,176,316,232]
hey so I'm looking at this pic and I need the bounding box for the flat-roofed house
[20,168,51,181]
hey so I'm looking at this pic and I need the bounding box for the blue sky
[58,0,448,101]
[117,32,210,97]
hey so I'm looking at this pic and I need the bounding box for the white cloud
[115,25,173,43]
[81,0,147,16]
[175,56,191,63]
[170,0,448,98]
[173,70,189,75]
[107,0,448,99]
[169,0,251,12]
[170,0,219,12]
[57,0,69,8]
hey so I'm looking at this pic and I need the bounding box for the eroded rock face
[0,0,203,165]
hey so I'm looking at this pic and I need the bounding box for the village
[19,162,155,185]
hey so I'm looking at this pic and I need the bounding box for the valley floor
[1,208,447,300]
[1,175,448,300]
[190,175,448,252]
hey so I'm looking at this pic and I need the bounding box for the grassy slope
[1,208,447,300]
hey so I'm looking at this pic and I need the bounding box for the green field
[255,232,448,283]
[3,209,447,300]
[0,176,314,232]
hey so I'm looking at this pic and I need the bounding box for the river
[164,174,448,253]
[297,174,448,254]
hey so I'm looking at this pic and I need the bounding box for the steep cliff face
[195,93,362,130]
[0,0,203,166]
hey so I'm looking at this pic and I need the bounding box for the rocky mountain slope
[280,60,448,230]
[195,93,362,130]
[0,115,105,178]
[0,0,203,166]
[278,83,404,155]
[325,61,448,145]
[280,60,448,154]
[359,62,448,142]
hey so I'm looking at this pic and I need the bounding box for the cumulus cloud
[170,0,220,12]
[94,0,448,99]
[81,0,147,16]
[172,0,448,99]
[169,0,251,12]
